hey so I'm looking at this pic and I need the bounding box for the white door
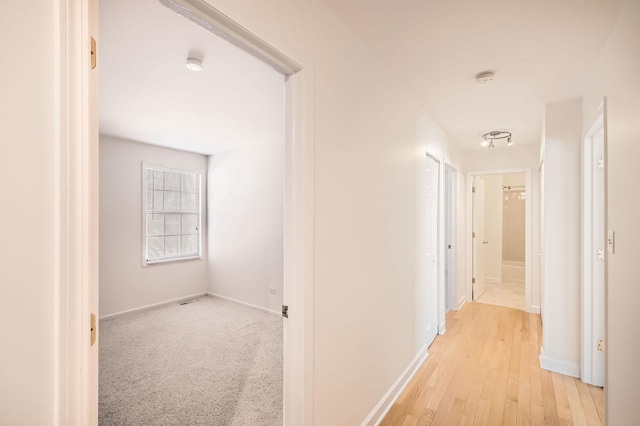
[591,134,605,386]
[472,177,486,301]
[425,153,440,345]
[444,165,455,311]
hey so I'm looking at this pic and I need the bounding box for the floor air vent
[179,299,198,305]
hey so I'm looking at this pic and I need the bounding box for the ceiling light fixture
[475,71,495,85]
[481,130,512,148]
[186,57,203,72]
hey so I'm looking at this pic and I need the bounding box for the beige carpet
[99,296,282,425]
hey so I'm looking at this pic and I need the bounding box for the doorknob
[482,240,488,244]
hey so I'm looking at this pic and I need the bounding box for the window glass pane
[165,214,181,235]
[182,234,197,254]
[182,214,198,235]
[165,235,181,256]
[181,173,197,194]
[146,168,154,189]
[149,190,163,213]
[164,190,179,212]
[153,170,164,190]
[164,171,180,191]
[147,236,164,259]
[181,192,197,213]
[146,214,164,237]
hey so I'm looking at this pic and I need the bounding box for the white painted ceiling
[99,0,284,155]
[322,0,624,150]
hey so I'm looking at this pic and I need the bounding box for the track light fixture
[481,130,512,148]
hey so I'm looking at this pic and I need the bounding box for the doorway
[62,0,313,423]
[467,169,533,312]
[98,0,287,422]
[444,164,457,312]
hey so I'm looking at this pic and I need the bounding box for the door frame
[581,99,607,386]
[425,152,443,339]
[56,1,315,424]
[444,164,458,311]
[466,167,534,312]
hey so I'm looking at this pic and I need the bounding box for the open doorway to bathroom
[472,172,526,311]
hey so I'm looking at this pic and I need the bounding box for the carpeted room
[98,0,285,423]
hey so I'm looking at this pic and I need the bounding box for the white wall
[540,98,582,376]
[462,144,541,311]
[0,1,57,423]
[190,2,464,424]
[99,135,208,317]
[483,174,503,283]
[583,0,640,422]
[207,142,284,313]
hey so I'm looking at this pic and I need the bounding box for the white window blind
[143,164,201,264]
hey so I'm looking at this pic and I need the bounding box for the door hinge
[598,158,604,170]
[90,313,96,346]
[282,305,289,319]
[597,248,605,261]
[90,37,97,69]
[472,232,476,238]
[472,186,476,193]
[597,339,605,352]
[472,277,476,284]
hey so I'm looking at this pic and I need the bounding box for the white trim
[457,295,466,311]
[581,100,607,387]
[360,345,429,426]
[444,163,458,313]
[207,292,281,317]
[100,293,208,320]
[529,305,541,315]
[465,168,534,313]
[540,347,580,378]
[438,322,446,335]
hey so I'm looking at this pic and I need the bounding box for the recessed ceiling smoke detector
[186,57,203,72]
[475,71,495,85]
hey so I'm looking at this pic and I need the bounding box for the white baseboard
[207,292,281,317]
[438,321,446,335]
[528,305,541,314]
[361,345,429,426]
[456,294,466,311]
[485,276,501,285]
[539,347,580,378]
[100,292,207,320]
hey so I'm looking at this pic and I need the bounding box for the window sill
[143,255,203,267]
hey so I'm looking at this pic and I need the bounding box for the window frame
[141,162,203,266]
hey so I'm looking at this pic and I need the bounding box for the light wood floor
[381,302,604,426]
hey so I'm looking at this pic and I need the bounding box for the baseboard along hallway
[381,303,603,425]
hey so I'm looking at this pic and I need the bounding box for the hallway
[381,303,603,425]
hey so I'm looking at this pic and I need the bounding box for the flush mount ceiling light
[475,71,495,85]
[186,57,203,71]
[482,130,512,149]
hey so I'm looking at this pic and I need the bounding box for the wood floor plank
[563,375,588,426]
[551,372,573,425]
[588,385,605,423]
[575,379,602,426]
[379,303,604,426]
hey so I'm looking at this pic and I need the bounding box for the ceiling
[99,0,284,155]
[321,0,624,150]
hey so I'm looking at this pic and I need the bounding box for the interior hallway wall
[207,141,284,314]
[192,1,464,424]
[99,135,208,317]
[540,97,582,377]
[582,0,640,422]
[462,144,541,312]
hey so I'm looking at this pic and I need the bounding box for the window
[143,163,201,264]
